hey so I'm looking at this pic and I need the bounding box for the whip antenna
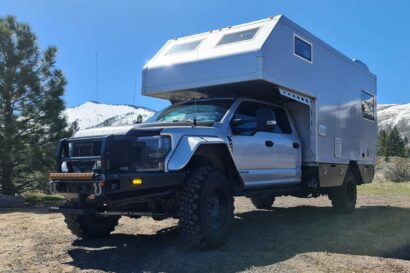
[95,51,100,123]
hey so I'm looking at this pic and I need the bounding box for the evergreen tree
[0,16,70,195]
[378,129,387,156]
[70,120,80,133]
[385,127,405,157]
[136,114,143,123]
[405,136,410,158]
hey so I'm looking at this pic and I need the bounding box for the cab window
[232,102,258,135]
[231,102,292,135]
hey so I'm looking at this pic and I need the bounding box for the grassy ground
[359,181,410,195]
[21,191,65,205]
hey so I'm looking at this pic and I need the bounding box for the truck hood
[72,122,220,138]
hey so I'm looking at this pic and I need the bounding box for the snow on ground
[64,101,156,130]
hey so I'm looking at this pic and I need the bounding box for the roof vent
[353,59,369,72]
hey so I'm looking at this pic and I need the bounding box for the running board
[237,186,306,197]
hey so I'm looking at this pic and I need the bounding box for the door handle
[293,142,300,149]
[265,140,274,147]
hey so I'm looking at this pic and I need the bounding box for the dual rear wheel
[329,170,357,213]
[249,170,358,214]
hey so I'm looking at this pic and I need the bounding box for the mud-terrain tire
[64,207,120,239]
[250,195,275,209]
[329,170,357,214]
[177,167,234,249]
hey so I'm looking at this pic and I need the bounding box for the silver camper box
[142,15,377,183]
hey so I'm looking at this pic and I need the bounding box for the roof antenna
[133,77,137,106]
[95,51,99,123]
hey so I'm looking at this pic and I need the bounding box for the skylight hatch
[166,40,203,55]
[217,27,260,46]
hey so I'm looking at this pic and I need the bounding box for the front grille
[108,139,146,171]
[60,137,149,174]
[72,161,97,173]
[71,141,102,157]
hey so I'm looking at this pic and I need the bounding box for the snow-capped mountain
[65,101,410,138]
[64,101,156,130]
[378,103,410,138]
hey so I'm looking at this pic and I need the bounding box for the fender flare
[167,136,244,190]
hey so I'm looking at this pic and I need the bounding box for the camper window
[361,91,375,121]
[166,40,203,55]
[217,28,259,46]
[294,35,312,63]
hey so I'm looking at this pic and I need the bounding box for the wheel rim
[207,188,227,230]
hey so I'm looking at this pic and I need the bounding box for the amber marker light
[132,178,143,185]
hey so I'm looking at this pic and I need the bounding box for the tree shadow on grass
[67,205,410,273]
[0,206,56,214]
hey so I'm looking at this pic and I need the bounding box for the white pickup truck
[50,15,377,249]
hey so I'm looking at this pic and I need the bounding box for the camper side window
[294,35,312,63]
[361,91,375,121]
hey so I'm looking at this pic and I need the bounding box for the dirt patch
[0,192,409,273]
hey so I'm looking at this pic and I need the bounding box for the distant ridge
[64,101,156,130]
[378,103,410,138]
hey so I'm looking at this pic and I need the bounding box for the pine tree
[0,16,70,195]
[136,114,143,123]
[385,127,405,157]
[378,129,387,156]
[70,120,80,133]
[404,136,410,158]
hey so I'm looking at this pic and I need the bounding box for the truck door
[230,101,301,189]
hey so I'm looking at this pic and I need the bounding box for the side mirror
[257,108,277,131]
[230,118,243,127]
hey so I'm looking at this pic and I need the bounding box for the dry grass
[21,191,65,205]
[359,181,410,195]
[0,189,409,273]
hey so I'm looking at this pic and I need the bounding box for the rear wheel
[329,170,357,214]
[250,194,275,209]
[177,167,234,249]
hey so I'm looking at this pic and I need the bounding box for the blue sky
[0,0,409,110]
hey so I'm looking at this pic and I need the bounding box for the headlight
[136,136,171,171]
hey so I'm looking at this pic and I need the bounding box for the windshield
[148,99,234,123]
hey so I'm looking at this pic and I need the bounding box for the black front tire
[329,170,357,214]
[64,212,120,239]
[250,194,275,209]
[177,167,234,249]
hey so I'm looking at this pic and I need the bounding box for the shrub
[384,158,410,182]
